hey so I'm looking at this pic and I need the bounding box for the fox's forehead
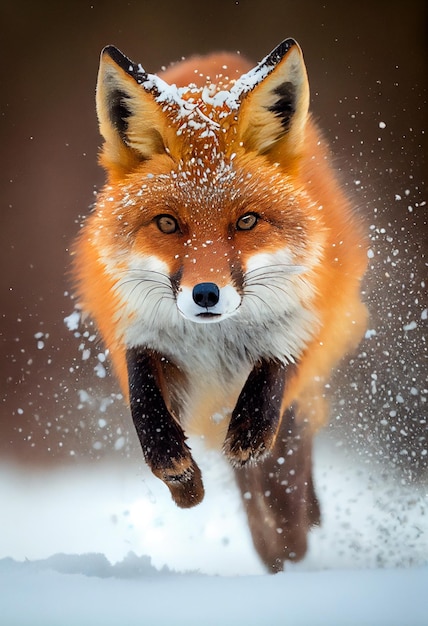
[101,160,243,233]
[113,155,297,219]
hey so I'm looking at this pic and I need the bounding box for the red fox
[73,39,367,572]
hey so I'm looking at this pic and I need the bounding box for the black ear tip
[279,37,298,50]
[101,45,135,73]
[266,38,299,66]
[101,45,122,60]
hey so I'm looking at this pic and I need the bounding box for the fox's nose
[192,282,220,308]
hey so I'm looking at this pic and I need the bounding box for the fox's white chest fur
[179,368,249,448]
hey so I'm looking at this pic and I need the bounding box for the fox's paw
[223,430,273,468]
[155,458,204,508]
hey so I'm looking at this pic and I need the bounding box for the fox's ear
[235,39,309,162]
[96,46,169,177]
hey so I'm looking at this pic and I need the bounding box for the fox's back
[159,51,253,88]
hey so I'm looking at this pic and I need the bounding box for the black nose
[192,282,220,308]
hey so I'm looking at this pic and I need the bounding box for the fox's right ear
[96,46,170,178]
[234,39,310,165]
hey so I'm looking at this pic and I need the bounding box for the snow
[1,435,427,625]
[64,310,81,332]
[1,561,426,626]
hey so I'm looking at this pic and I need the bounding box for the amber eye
[236,213,259,231]
[156,214,179,234]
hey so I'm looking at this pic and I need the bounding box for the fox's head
[77,39,330,367]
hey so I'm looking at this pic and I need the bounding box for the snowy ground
[1,434,427,625]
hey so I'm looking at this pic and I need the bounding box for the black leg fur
[223,360,292,466]
[126,347,204,508]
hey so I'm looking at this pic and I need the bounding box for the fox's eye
[236,213,259,231]
[156,214,179,234]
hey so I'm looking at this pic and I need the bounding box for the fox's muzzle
[177,283,241,323]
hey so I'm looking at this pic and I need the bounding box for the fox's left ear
[235,39,309,162]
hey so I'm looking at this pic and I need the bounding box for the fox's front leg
[223,360,291,466]
[126,348,204,508]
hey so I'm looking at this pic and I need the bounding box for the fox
[72,38,368,573]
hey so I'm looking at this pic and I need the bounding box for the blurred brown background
[1,0,427,476]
